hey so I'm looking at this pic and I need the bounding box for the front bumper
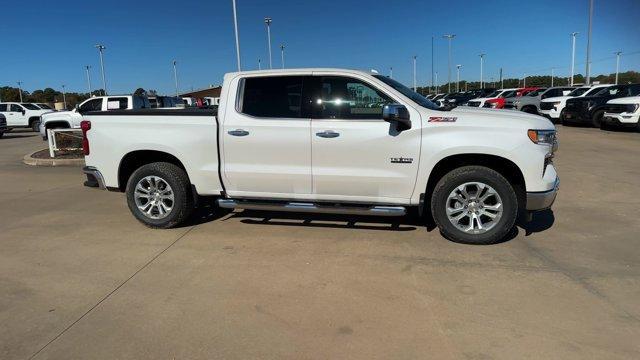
[526,177,559,211]
[602,113,640,126]
[82,166,106,189]
[562,108,590,123]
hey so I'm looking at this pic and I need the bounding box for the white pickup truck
[40,95,150,139]
[0,102,52,131]
[81,69,559,244]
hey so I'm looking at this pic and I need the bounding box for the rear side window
[79,99,103,112]
[240,76,304,118]
[108,97,129,110]
[10,104,24,112]
[0,104,7,112]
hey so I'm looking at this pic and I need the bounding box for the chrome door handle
[315,130,340,138]
[228,129,249,137]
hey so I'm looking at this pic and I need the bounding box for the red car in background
[484,87,541,109]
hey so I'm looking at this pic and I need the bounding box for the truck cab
[40,95,150,139]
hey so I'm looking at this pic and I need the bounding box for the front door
[310,75,421,204]
[6,104,25,126]
[222,74,313,198]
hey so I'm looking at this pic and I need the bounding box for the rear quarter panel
[83,113,222,194]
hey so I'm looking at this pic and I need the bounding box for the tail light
[81,120,91,155]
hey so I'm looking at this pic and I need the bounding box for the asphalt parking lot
[1,126,639,359]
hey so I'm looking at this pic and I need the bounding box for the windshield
[567,88,588,96]
[501,90,517,98]
[528,89,544,96]
[373,75,440,110]
[486,90,501,97]
[21,103,40,110]
[592,86,615,96]
[37,103,52,109]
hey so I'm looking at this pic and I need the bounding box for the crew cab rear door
[309,73,421,203]
[221,73,314,198]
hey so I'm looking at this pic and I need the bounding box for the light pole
[431,35,434,93]
[258,58,261,70]
[264,17,273,69]
[443,34,456,93]
[389,66,393,79]
[523,73,527,87]
[62,85,67,109]
[85,65,92,96]
[435,72,438,93]
[456,64,462,92]
[585,0,594,84]
[551,68,554,87]
[17,81,23,102]
[614,51,622,84]
[95,44,107,95]
[479,54,485,89]
[570,32,578,86]
[231,0,241,71]
[280,44,285,69]
[413,55,417,91]
[172,60,179,98]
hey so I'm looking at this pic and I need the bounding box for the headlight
[489,102,499,108]
[514,100,521,105]
[626,104,640,113]
[552,101,561,108]
[528,129,556,145]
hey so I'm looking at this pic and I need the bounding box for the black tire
[31,119,40,132]
[430,166,518,245]
[125,162,194,228]
[0,132,4,138]
[592,110,604,128]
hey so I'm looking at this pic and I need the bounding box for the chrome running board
[217,199,406,217]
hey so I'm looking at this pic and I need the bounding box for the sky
[1,0,639,95]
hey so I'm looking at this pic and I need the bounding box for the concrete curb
[23,149,85,167]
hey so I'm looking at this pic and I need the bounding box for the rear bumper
[526,177,559,211]
[82,166,106,189]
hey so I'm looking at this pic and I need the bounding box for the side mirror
[21,110,26,115]
[382,104,411,130]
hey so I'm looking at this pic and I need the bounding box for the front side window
[10,104,24,112]
[79,99,103,112]
[314,76,392,119]
[240,76,304,118]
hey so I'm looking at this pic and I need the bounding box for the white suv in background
[465,89,517,108]
[0,102,52,131]
[603,96,640,130]
[539,85,611,122]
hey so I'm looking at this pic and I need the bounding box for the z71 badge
[391,157,413,164]
[428,116,457,122]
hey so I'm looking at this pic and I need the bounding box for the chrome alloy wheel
[134,176,174,219]
[445,182,503,234]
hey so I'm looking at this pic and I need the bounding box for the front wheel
[31,120,40,132]
[125,162,194,228]
[592,110,604,128]
[430,166,518,245]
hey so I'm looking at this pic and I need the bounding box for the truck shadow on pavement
[204,206,556,242]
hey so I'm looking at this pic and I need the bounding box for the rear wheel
[431,166,518,245]
[125,162,194,228]
[592,110,605,128]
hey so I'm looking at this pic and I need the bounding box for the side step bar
[217,199,406,217]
